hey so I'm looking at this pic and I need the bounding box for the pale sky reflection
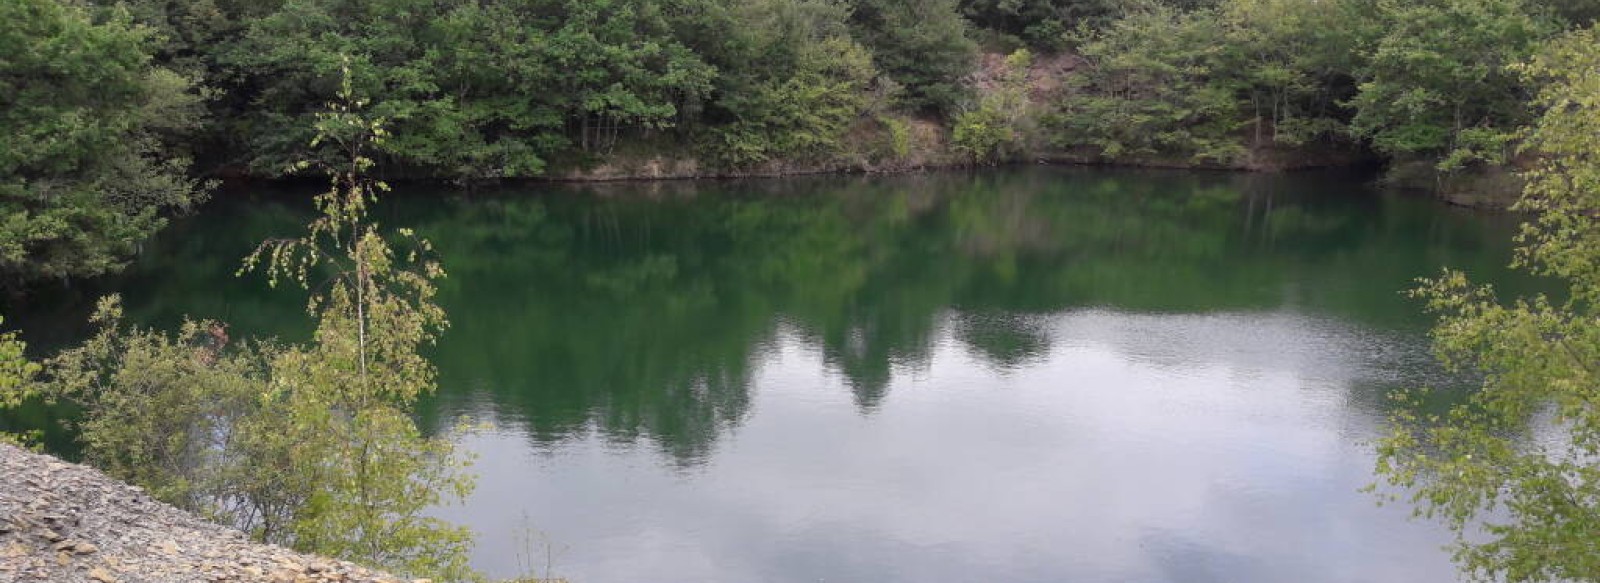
[435,308,1461,583]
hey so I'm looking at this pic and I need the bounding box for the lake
[11,167,1535,582]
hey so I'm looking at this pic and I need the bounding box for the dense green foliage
[958,0,1126,48]
[7,0,1590,212]
[0,0,207,283]
[92,0,1594,186]
[226,0,717,178]
[1048,0,1363,165]
[1050,4,1248,164]
[98,0,933,176]
[850,0,977,111]
[1374,26,1600,583]
[1347,0,1547,172]
[695,0,883,166]
[1044,0,1592,180]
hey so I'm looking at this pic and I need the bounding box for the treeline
[4,0,1600,284]
[1049,0,1596,173]
[83,0,984,176]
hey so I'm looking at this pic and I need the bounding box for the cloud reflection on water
[439,308,1460,583]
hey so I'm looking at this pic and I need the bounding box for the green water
[12,167,1534,582]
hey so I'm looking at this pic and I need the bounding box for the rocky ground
[0,443,426,583]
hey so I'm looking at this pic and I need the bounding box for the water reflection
[410,168,1523,460]
[440,311,1459,582]
[10,167,1536,581]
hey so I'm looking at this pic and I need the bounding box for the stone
[1,443,410,583]
[3,542,29,558]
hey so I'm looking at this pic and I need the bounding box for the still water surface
[19,167,1537,582]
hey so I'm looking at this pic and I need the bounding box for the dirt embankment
[0,443,423,583]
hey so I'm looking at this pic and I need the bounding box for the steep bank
[0,444,419,583]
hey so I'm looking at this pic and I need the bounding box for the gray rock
[0,444,412,583]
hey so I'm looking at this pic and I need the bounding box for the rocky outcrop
[0,443,423,583]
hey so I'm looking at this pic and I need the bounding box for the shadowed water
[9,167,1537,582]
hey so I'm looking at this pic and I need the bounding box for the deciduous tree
[0,0,208,282]
[1374,25,1600,583]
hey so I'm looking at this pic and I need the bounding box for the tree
[1347,0,1548,175]
[851,0,978,112]
[1049,4,1246,163]
[226,0,715,180]
[242,71,475,579]
[1215,0,1364,150]
[959,0,1128,48]
[110,0,282,76]
[42,297,273,522]
[1374,25,1600,583]
[952,49,1034,163]
[0,0,208,283]
[108,0,288,170]
[696,0,883,166]
[1047,0,1378,165]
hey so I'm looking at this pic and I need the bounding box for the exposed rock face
[0,443,422,583]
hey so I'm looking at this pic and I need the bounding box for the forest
[5,0,1600,285]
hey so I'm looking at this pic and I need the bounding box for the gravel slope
[0,443,424,583]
